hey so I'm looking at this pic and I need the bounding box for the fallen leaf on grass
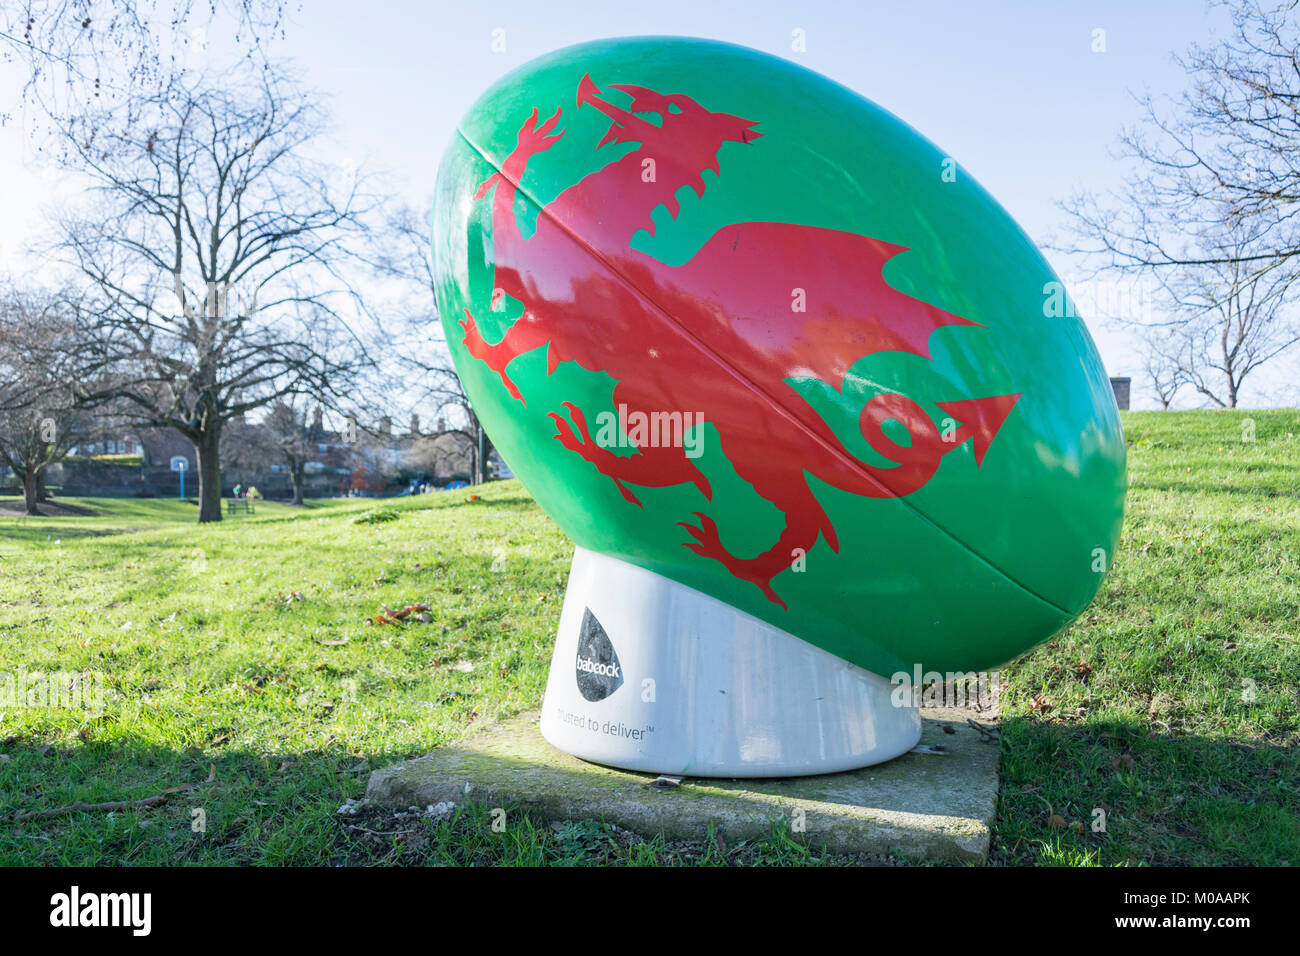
[318,639,348,646]
[450,661,474,673]
[365,603,432,626]
[1049,814,1068,828]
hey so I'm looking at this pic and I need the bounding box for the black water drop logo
[574,608,623,702]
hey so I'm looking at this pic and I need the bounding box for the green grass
[0,487,571,864]
[0,408,1297,865]
[994,409,1300,866]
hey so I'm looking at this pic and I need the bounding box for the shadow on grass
[0,500,104,518]
[0,525,147,546]
[993,715,1299,866]
[0,730,885,867]
[0,733,465,866]
[1130,478,1300,500]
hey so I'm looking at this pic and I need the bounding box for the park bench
[226,498,255,515]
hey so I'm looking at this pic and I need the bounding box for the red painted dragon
[460,74,1021,608]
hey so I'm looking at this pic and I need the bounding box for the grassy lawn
[994,409,1300,866]
[0,408,1297,865]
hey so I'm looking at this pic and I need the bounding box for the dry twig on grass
[7,764,215,822]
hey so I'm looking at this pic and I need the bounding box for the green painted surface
[434,38,1126,677]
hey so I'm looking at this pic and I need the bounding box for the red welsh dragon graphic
[460,74,1021,608]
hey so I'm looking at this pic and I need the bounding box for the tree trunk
[22,467,41,516]
[290,459,304,505]
[36,467,48,502]
[194,429,223,523]
[475,423,493,484]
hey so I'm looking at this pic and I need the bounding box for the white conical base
[539,547,921,778]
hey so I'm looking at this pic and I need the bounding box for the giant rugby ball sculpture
[433,38,1126,776]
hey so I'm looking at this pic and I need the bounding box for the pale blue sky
[5,0,1287,407]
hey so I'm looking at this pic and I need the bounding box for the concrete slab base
[365,707,1000,864]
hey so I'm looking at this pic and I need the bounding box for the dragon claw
[514,106,565,156]
[677,511,723,557]
[535,106,563,138]
[547,410,575,446]
[559,401,591,441]
[550,404,642,506]
[678,512,788,609]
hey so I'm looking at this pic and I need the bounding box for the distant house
[489,449,514,479]
[67,430,199,469]
[138,431,198,471]
[55,428,196,496]
[67,436,145,457]
[304,405,352,473]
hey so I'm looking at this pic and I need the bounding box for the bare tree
[56,69,374,522]
[1061,1,1300,405]
[372,203,494,483]
[1159,231,1299,406]
[1,1,290,126]
[256,397,314,504]
[405,431,474,482]
[1066,2,1300,271]
[0,287,85,514]
[218,411,274,492]
[1138,328,1187,410]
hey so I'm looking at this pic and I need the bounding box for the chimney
[1109,377,1131,411]
[379,416,392,436]
[410,413,420,437]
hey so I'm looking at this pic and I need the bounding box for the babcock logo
[575,608,624,702]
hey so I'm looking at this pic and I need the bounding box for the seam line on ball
[455,126,1077,620]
